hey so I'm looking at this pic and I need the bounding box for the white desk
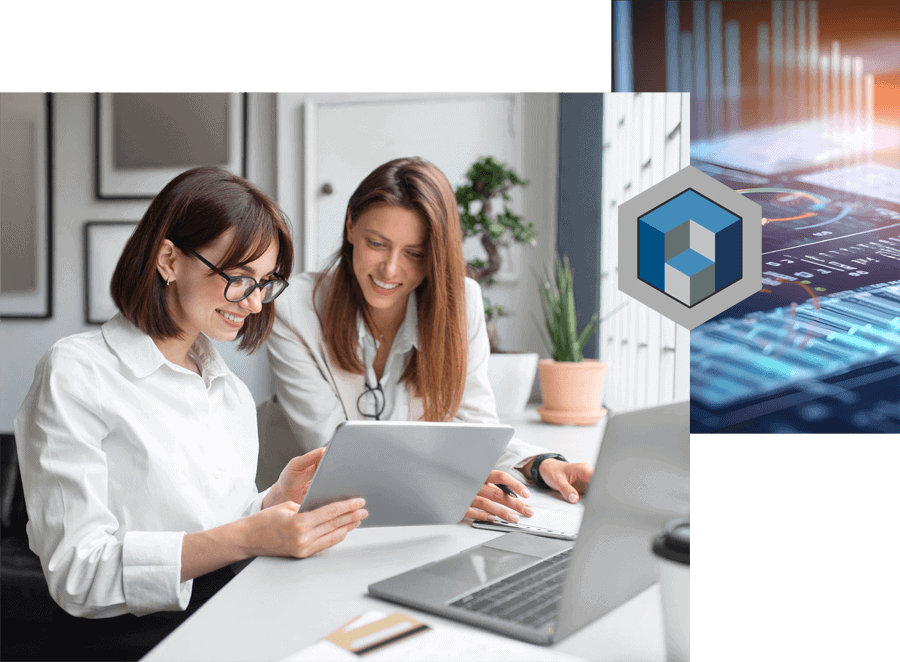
[144,410,666,662]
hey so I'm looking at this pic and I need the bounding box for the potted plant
[456,156,538,417]
[536,255,609,426]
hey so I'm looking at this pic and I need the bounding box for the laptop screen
[556,401,690,639]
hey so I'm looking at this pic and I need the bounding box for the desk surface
[144,411,666,662]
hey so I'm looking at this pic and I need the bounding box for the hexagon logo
[618,166,762,329]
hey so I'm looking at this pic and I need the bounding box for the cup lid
[652,517,689,565]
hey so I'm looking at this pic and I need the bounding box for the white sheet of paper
[495,489,584,537]
[283,611,585,662]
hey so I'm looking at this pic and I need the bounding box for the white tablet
[297,421,515,527]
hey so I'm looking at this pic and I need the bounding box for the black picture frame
[83,221,139,325]
[94,93,248,200]
[0,93,53,319]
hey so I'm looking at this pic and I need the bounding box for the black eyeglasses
[181,247,289,304]
[356,381,385,420]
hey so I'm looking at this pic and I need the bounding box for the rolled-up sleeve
[455,279,546,480]
[14,343,191,618]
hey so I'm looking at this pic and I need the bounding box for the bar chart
[612,0,900,433]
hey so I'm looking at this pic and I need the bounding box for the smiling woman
[259,157,596,527]
[14,167,369,660]
[110,167,292,357]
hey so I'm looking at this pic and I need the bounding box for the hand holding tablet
[298,421,514,527]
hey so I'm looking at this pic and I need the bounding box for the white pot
[487,352,539,417]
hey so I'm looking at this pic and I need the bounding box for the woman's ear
[345,212,355,244]
[157,239,178,285]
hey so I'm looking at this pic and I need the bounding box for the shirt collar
[102,313,230,381]
[356,291,420,354]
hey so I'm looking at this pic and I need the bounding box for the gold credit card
[325,612,430,656]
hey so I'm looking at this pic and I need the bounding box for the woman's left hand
[263,447,327,509]
[537,459,593,504]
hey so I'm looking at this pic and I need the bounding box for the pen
[495,484,518,499]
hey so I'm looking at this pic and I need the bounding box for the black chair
[1,433,56,660]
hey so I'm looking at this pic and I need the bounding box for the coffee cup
[652,517,689,662]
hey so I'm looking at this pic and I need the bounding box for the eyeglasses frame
[356,381,385,421]
[179,247,289,304]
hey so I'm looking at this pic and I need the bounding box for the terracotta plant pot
[537,359,608,426]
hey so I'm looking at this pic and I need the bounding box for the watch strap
[530,453,567,490]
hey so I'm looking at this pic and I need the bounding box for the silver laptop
[299,421,514,527]
[367,401,689,645]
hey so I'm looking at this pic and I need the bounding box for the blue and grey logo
[619,166,762,329]
[638,189,741,307]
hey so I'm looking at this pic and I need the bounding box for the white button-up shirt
[14,314,267,618]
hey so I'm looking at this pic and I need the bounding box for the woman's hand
[263,447,327,510]
[464,470,535,523]
[241,498,368,559]
[537,459,593,504]
[181,495,367,581]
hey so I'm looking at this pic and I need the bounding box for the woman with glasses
[259,157,593,526]
[14,167,368,660]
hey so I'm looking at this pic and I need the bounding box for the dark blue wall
[556,93,603,360]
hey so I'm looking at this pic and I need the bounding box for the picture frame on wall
[95,93,247,200]
[1,93,53,319]
[84,221,138,325]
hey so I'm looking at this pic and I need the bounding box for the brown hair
[315,157,467,421]
[111,166,293,353]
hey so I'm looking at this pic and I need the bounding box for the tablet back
[297,421,514,527]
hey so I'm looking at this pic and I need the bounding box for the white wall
[497,93,560,380]
[0,93,278,431]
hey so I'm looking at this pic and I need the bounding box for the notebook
[471,490,584,540]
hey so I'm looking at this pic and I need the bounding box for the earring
[166,277,170,286]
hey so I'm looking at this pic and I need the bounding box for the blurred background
[613,0,899,138]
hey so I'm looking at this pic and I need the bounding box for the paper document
[473,489,584,539]
[283,611,585,661]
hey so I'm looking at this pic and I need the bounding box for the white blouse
[257,272,545,489]
[14,313,267,618]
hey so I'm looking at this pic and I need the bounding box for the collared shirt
[258,272,545,489]
[356,287,419,421]
[14,313,266,618]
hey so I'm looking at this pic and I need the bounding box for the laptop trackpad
[424,547,539,587]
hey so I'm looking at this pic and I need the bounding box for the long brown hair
[111,167,293,353]
[315,157,467,421]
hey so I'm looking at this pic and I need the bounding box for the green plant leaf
[575,314,599,355]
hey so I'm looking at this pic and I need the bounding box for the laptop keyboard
[449,549,572,629]
[691,281,900,433]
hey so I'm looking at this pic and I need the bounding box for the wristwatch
[530,453,567,490]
